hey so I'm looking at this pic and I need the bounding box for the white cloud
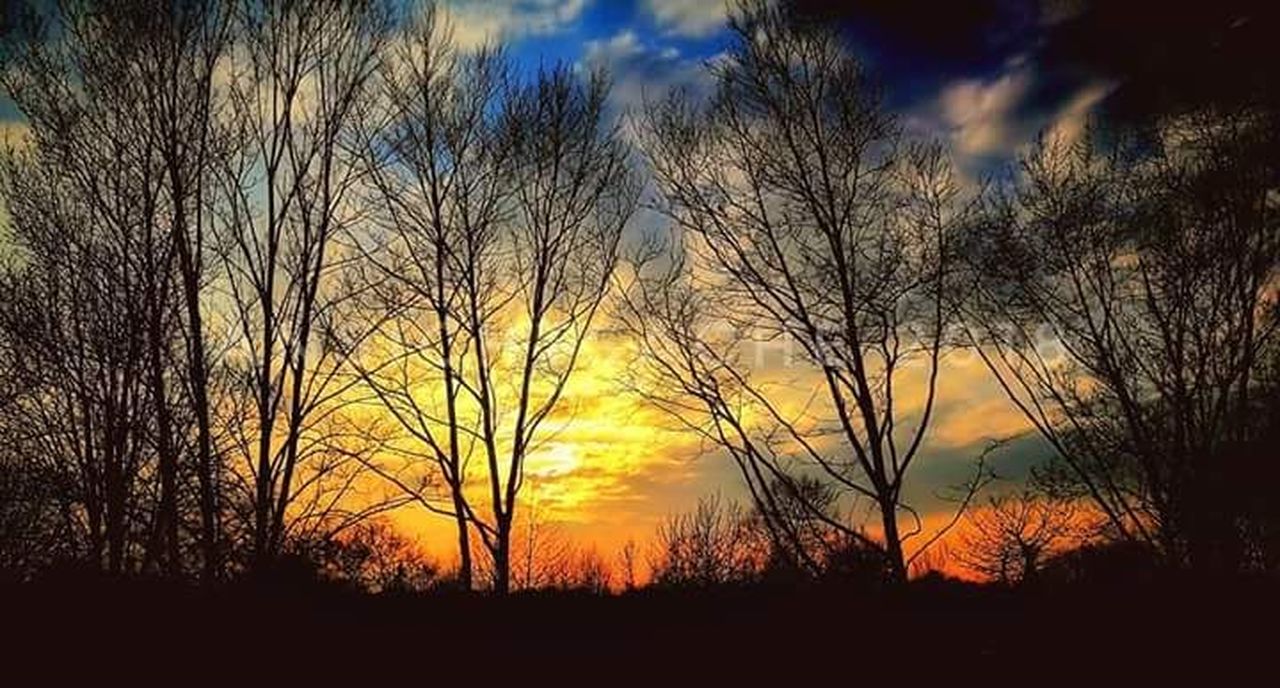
[584,29,644,65]
[644,0,728,38]
[580,30,715,117]
[1043,81,1113,147]
[938,67,1033,158]
[439,0,589,51]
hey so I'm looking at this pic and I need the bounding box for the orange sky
[376,316,1043,575]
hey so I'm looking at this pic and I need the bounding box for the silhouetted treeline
[1,0,1278,597]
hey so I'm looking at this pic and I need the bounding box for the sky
[2,0,1276,567]
[381,0,1276,564]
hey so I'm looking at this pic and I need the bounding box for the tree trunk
[452,489,473,590]
[492,521,511,594]
[171,175,220,583]
[880,499,907,584]
[146,288,180,577]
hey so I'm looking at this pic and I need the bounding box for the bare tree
[0,443,76,581]
[506,502,612,593]
[0,1,201,575]
[345,31,635,592]
[617,538,640,590]
[339,4,508,590]
[956,490,1088,585]
[621,0,974,583]
[468,64,636,593]
[961,109,1280,573]
[130,0,235,581]
[649,494,768,588]
[212,0,395,570]
[286,517,439,592]
[0,133,156,575]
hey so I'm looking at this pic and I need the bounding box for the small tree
[956,490,1088,585]
[650,494,769,588]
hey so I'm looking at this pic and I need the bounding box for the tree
[285,518,439,593]
[340,4,508,590]
[650,494,768,588]
[507,505,612,593]
[621,0,974,583]
[0,133,156,576]
[0,1,198,575]
[617,538,640,590]
[129,0,233,581]
[961,109,1280,573]
[212,0,396,570]
[345,30,636,591]
[0,451,75,581]
[955,490,1087,585]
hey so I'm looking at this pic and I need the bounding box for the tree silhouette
[620,0,977,583]
[961,109,1280,573]
[211,0,398,570]
[339,5,508,591]
[338,5,637,592]
[956,490,1088,585]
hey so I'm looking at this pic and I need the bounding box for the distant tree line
[0,0,1276,593]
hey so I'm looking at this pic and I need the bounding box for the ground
[3,575,1276,686]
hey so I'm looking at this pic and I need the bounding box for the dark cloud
[783,0,1278,136]
[1032,0,1280,123]
[792,0,1033,65]
[787,0,1040,105]
[900,434,1053,516]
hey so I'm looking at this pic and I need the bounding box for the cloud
[1031,0,1277,123]
[439,0,589,51]
[583,29,644,65]
[643,0,728,37]
[937,63,1034,158]
[1042,81,1113,146]
[913,58,1109,171]
[581,29,716,116]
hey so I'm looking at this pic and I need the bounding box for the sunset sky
[3,0,1265,567]
[373,0,1105,562]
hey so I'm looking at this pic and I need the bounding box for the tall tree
[620,0,971,582]
[347,51,635,592]
[131,0,233,580]
[213,0,394,569]
[341,5,508,590]
[468,63,635,593]
[1,0,197,575]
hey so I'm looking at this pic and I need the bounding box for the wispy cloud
[908,56,1111,172]
[642,0,728,37]
[439,0,590,51]
[938,62,1035,158]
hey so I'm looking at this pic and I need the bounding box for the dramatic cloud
[1042,81,1113,146]
[916,59,1111,170]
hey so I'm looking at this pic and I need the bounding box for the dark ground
[3,575,1277,686]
